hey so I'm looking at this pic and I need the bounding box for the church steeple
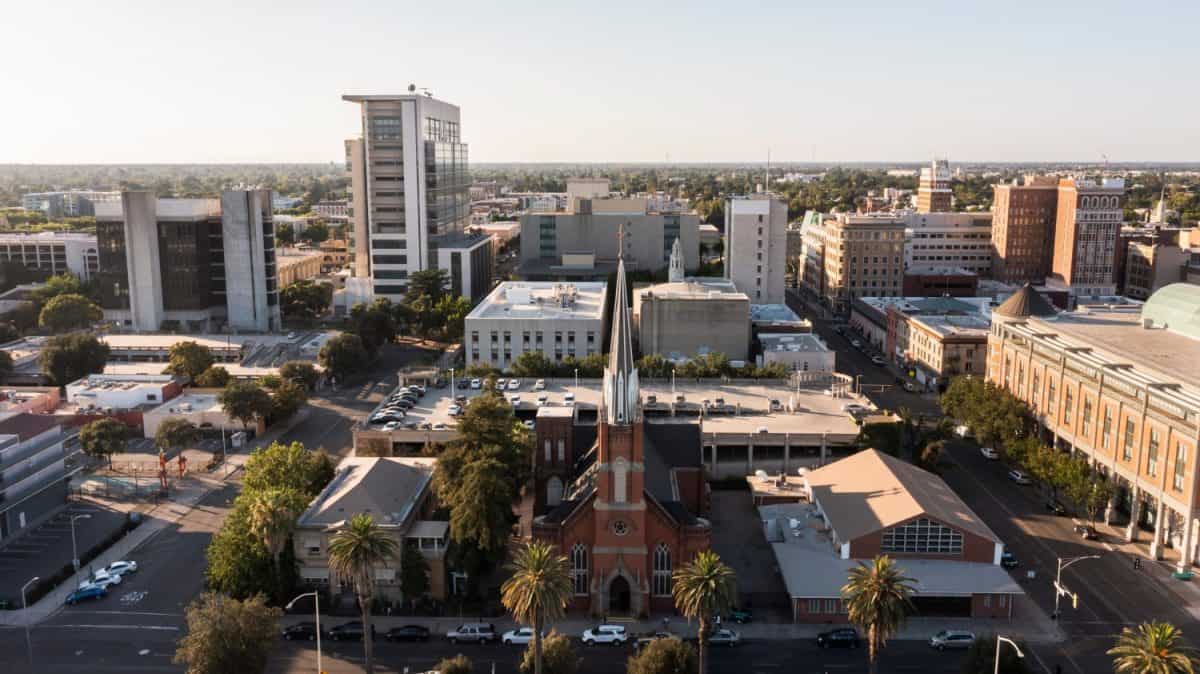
[668,237,684,283]
[604,229,640,425]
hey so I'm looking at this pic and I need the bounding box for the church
[529,255,712,617]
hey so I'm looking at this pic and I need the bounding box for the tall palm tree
[327,512,399,674]
[841,555,916,674]
[1108,621,1198,674]
[246,488,301,595]
[501,541,572,674]
[672,550,737,674]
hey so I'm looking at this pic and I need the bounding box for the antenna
[766,148,771,192]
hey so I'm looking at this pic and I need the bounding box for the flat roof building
[904,211,993,277]
[0,231,99,282]
[851,295,990,389]
[758,333,834,373]
[800,213,907,315]
[464,282,607,370]
[726,195,788,304]
[633,277,750,363]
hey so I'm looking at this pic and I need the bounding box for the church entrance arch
[608,575,631,615]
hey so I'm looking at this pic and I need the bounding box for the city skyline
[3,1,1199,164]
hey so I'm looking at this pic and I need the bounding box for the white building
[464,282,607,369]
[0,231,99,281]
[726,195,788,304]
[758,333,835,373]
[142,392,244,438]
[65,373,182,411]
[21,190,119,218]
[903,212,993,276]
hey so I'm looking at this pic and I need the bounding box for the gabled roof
[993,284,1058,319]
[297,457,435,529]
[804,449,999,544]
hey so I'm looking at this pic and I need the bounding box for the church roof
[608,257,637,380]
[993,284,1058,319]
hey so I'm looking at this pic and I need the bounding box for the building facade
[276,248,326,287]
[904,212,993,276]
[463,282,607,370]
[633,275,750,362]
[21,190,119,219]
[1049,178,1124,297]
[916,160,952,213]
[991,176,1060,284]
[0,232,99,282]
[799,213,906,315]
[851,296,989,388]
[0,414,77,544]
[725,195,788,303]
[758,333,835,373]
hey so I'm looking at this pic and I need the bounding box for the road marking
[50,624,179,631]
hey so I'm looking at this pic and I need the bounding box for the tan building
[1122,229,1200,300]
[916,159,952,213]
[987,284,1200,571]
[991,176,1060,284]
[319,239,349,272]
[851,296,989,389]
[294,457,449,601]
[276,247,325,287]
[799,213,906,315]
[634,277,750,362]
[1049,177,1124,297]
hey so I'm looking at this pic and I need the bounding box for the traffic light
[1072,592,1079,610]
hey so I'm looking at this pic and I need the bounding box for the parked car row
[65,559,139,605]
[279,621,748,649]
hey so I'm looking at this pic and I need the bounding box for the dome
[1142,283,1200,340]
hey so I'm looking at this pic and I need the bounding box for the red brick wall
[792,597,849,623]
[848,515,996,564]
[971,593,1013,618]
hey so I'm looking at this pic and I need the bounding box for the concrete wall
[726,197,788,304]
[121,192,165,331]
[636,295,749,361]
[465,314,604,369]
[221,189,279,332]
[519,212,700,273]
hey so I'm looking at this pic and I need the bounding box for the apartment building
[799,213,906,315]
[991,176,1060,284]
[94,190,281,332]
[463,281,607,369]
[916,159,952,213]
[343,93,492,301]
[0,414,77,543]
[726,195,788,303]
[904,212,993,276]
[0,231,99,281]
[1049,178,1124,297]
[988,283,1200,571]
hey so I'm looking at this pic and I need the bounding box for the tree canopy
[280,280,332,319]
[626,637,697,674]
[173,593,281,674]
[194,366,232,388]
[318,332,371,381]
[219,380,273,431]
[38,293,102,331]
[279,361,320,390]
[79,417,127,467]
[39,332,110,385]
[165,341,216,380]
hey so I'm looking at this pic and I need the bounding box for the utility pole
[1053,554,1101,619]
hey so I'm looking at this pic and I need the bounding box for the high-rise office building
[991,176,1060,284]
[343,93,493,302]
[798,213,907,315]
[95,190,281,332]
[1049,177,1124,297]
[916,159,952,213]
[725,195,788,303]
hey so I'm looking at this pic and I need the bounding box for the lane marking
[49,624,179,631]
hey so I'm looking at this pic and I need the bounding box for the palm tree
[246,488,301,594]
[501,541,572,674]
[841,555,916,674]
[672,550,737,674]
[1108,621,1198,674]
[327,512,399,674]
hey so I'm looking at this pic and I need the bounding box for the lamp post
[449,368,455,394]
[21,576,38,668]
[671,369,676,396]
[70,513,92,571]
[289,591,322,674]
[574,368,579,392]
[994,635,1024,674]
[854,374,863,396]
[1053,554,1102,619]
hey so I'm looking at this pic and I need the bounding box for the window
[1048,379,1057,408]
[1124,420,1136,460]
[652,544,672,596]
[1102,407,1113,449]
[1081,399,1092,437]
[557,439,565,462]
[612,457,628,503]
[880,518,963,554]
[1063,389,1073,424]
[544,439,552,462]
[546,476,563,506]
[807,599,822,614]
[1174,443,1188,492]
[1032,372,1040,407]
[571,543,588,595]
[1148,429,1160,476]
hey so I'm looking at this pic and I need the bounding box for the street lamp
[854,374,863,396]
[288,591,322,674]
[671,368,676,396]
[449,368,455,394]
[1053,554,1102,619]
[70,513,92,571]
[574,368,579,393]
[994,635,1025,674]
[21,576,38,668]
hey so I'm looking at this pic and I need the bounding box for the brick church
[530,256,712,617]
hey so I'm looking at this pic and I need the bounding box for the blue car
[65,585,107,605]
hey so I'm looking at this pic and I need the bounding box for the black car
[457,380,470,390]
[282,622,319,641]
[1000,551,1019,569]
[327,620,375,641]
[386,625,431,642]
[817,628,860,649]
[1045,500,1067,516]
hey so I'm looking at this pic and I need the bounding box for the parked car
[282,622,320,641]
[563,393,575,405]
[502,627,541,645]
[457,379,470,390]
[327,620,374,641]
[582,624,628,646]
[385,625,431,642]
[850,339,863,348]
[523,420,535,429]
[104,560,138,577]
[432,422,448,431]
[842,403,869,416]
[708,629,741,647]
[980,447,999,460]
[508,379,521,391]
[79,570,122,591]
[510,395,521,405]
[816,627,860,649]
[1001,551,1019,569]
[537,394,549,406]
[1007,469,1032,485]
[769,398,782,411]
[534,379,546,391]
[448,623,497,644]
[470,379,482,389]
[903,381,917,392]
[448,404,462,416]
[728,608,753,624]
[382,421,400,431]
[871,356,886,366]
[1074,524,1099,540]
[930,630,976,651]
[1045,500,1067,515]
[65,585,107,605]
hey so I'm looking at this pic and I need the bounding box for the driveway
[708,489,789,615]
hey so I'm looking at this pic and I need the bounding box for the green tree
[348,299,397,353]
[165,341,216,380]
[194,366,232,388]
[269,380,308,422]
[242,441,335,496]
[279,361,320,391]
[299,221,329,243]
[521,631,579,674]
[502,541,573,674]
[626,636,697,674]
[1108,621,1198,674]
[960,634,1031,674]
[435,654,474,674]
[436,294,472,341]
[32,273,83,302]
[511,351,557,378]
[155,418,199,453]
[219,380,273,433]
[671,551,736,674]
[246,488,306,601]
[39,332,110,385]
[841,556,916,674]
[327,513,399,674]
[79,417,127,468]
[38,293,102,331]
[319,332,371,381]
[399,543,431,609]
[406,268,449,303]
[280,280,332,319]
[636,354,672,378]
[173,593,281,674]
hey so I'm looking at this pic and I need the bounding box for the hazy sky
[3,0,1197,164]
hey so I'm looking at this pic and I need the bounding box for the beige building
[464,281,607,369]
[1049,177,1124,297]
[799,213,906,315]
[293,457,448,601]
[851,296,989,388]
[916,159,952,213]
[988,284,1200,571]
[276,247,325,287]
[1123,229,1200,300]
[634,277,750,362]
[726,195,788,304]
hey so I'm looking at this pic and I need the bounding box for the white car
[534,379,546,391]
[980,447,999,460]
[1008,469,1032,485]
[508,379,521,391]
[502,627,540,645]
[79,570,122,590]
[563,393,575,406]
[470,379,482,389]
[523,420,535,430]
[104,560,138,577]
[536,394,549,406]
[582,624,627,646]
[432,422,448,431]
[842,403,869,416]
[510,395,521,406]
[383,421,400,431]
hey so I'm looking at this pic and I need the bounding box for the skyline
[2,1,1198,164]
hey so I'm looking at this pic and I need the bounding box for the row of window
[567,543,673,597]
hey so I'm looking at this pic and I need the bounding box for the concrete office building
[988,283,1200,571]
[95,190,281,332]
[0,414,78,543]
[726,195,788,303]
[0,231,99,281]
[916,159,952,213]
[311,200,350,225]
[991,176,1061,284]
[799,213,907,315]
[464,281,607,369]
[21,190,119,219]
[343,93,493,301]
[1049,178,1124,297]
[904,212,993,276]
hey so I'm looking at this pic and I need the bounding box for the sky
[2,0,1198,164]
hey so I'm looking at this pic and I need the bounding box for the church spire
[668,237,684,283]
[604,226,639,425]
